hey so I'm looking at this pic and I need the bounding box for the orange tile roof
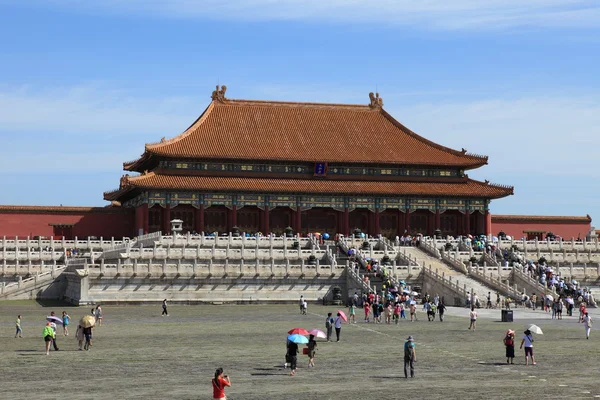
[492,214,592,223]
[106,173,512,200]
[129,96,487,169]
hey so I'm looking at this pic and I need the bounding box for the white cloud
[13,0,600,30]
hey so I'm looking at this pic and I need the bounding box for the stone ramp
[402,247,497,302]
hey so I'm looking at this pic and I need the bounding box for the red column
[162,205,171,234]
[344,207,349,236]
[264,206,270,235]
[485,210,491,236]
[464,211,471,236]
[374,209,380,236]
[404,211,411,234]
[296,206,302,234]
[398,210,404,235]
[135,205,144,236]
[142,203,149,234]
[230,205,237,229]
[195,205,204,234]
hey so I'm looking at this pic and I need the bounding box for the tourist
[62,311,70,336]
[353,292,359,306]
[582,312,592,339]
[556,298,563,320]
[302,300,308,315]
[438,301,446,322]
[307,334,317,367]
[403,336,416,378]
[486,292,493,309]
[377,302,384,323]
[299,295,304,314]
[385,302,392,324]
[520,329,536,365]
[400,302,406,319]
[15,315,22,338]
[325,312,334,341]
[503,329,515,364]
[409,302,417,322]
[334,312,343,342]
[83,325,93,350]
[49,312,59,351]
[579,302,587,322]
[531,294,537,311]
[364,302,371,323]
[393,303,401,324]
[287,339,299,375]
[162,299,169,316]
[75,325,84,350]
[212,367,231,399]
[348,303,356,324]
[468,307,477,331]
[43,322,55,355]
[95,305,103,326]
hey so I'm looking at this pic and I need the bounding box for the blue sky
[0,1,598,226]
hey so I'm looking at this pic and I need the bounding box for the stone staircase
[401,246,497,302]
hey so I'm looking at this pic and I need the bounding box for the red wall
[0,209,135,239]
[491,220,591,240]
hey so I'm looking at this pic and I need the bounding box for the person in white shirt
[582,312,592,339]
[519,330,536,365]
[468,307,477,331]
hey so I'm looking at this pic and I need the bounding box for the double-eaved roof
[108,89,512,202]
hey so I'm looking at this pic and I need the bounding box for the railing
[422,266,468,306]
[0,266,67,297]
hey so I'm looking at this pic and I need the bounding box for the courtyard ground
[1,301,599,400]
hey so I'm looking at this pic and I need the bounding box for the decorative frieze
[159,160,461,178]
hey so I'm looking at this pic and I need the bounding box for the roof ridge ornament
[368,92,383,108]
[211,85,227,102]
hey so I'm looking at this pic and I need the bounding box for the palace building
[103,86,513,237]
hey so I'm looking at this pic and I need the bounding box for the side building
[103,87,513,238]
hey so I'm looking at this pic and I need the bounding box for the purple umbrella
[46,316,63,325]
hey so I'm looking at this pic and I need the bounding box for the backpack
[404,343,414,359]
[325,318,332,329]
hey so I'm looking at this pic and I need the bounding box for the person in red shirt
[212,368,231,399]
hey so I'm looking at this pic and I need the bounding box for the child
[62,311,70,336]
[364,302,371,323]
[349,304,356,324]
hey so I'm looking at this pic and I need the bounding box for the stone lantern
[170,219,183,235]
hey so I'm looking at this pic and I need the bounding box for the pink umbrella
[337,310,348,322]
[308,329,327,339]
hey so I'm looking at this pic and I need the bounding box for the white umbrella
[525,324,543,335]
[409,300,416,305]
[411,292,419,296]
[545,294,554,301]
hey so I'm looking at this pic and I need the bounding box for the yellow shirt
[43,326,55,338]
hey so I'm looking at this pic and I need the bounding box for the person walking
[325,313,334,342]
[75,325,84,350]
[15,315,23,338]
[83,325,93,350]
[409,302,417,322]
[582,312,592,339]
[307,334,317,367]
[334,312,343,342]
[95,305,103,326]
[438,302,446,322]
[287,339,299,376]
[349,304,356,324]
[468,307,477,331]
[403,336,416,378]
[212,367,231,399]
[299,295,304,314]
[162,299,169,316]
[520,329,536,365]
[43,322,55,355]
[62,311,70,336]
[503,329,515,364]
[49,312,59,351]
[364,302,371,323]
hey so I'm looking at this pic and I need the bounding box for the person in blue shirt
[62,311,70,336]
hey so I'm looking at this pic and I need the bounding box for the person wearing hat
[503,329,515,364]
[404,336,416,378]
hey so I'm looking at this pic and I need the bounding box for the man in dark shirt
[287,340,299,376]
